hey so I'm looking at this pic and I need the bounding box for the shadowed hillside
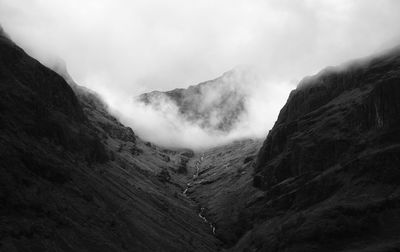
[0,28,220,252]
[236,46,400,251]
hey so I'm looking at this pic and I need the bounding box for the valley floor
[171,139,264,250]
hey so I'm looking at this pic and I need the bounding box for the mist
[118,67,292,149]
[1,0,400,149]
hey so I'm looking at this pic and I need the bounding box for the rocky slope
[184,139,263,246]
[137,68,257,132]
[233,46,400,251]
[0,28,220,251]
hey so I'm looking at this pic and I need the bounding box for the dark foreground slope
[236,47,400,251]
[0,29,219,251]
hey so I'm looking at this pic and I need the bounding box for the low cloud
[1,0,399,149]
[107,68,292,150]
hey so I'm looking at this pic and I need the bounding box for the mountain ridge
[137,67,258,132]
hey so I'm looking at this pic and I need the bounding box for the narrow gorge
[1,23,400,252]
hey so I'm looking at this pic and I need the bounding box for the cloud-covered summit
[137,67,258,133]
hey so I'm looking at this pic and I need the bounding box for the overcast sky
[1,0,400,148]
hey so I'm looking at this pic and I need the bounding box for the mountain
[137,67,258,132]
[2,23,400,252]
[0,28,220,251]
[236,47,400,251]
[183,46,400,251]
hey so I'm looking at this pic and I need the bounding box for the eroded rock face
[239,47,400,251]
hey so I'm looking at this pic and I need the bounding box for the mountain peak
[137,67,260,132]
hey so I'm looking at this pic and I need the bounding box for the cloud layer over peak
[1,0,400,149]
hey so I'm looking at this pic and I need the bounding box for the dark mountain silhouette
[0,28,219,251]
[137,68,257,132]
[238,46,400,251]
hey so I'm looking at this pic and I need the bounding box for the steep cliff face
[255,47,400,189]
[238,47,400,251]
[0,29,219,251]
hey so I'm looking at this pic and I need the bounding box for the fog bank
[1,0,400,149]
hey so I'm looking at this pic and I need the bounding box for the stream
[182,154,216,235]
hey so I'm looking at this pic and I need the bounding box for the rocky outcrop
[50,58,137,144]
[237,46,400,251]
